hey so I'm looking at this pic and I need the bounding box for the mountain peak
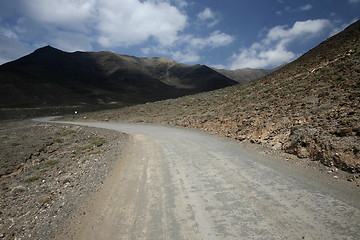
[34,45,62,53]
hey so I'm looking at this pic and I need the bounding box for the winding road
[36,118,360,239]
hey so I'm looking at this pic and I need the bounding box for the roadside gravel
[0,120,126,240]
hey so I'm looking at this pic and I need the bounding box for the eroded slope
[69,21,360,172]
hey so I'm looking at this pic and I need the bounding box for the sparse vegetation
[22,175,41,183]
[333,75,347,83]
[60,129,76,136]
[41,159,60,169]
[91,136,106,147]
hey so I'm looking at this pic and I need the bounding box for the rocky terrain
[0,120,126,239]
[0,21,359,240]
[65,21,360,175]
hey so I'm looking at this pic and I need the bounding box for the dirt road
[36,118,360,239]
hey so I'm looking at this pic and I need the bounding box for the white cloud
[266,19,331,42]
[285,4,313,12]
[230,42,295,69]
[349,0,360,3]
[2,0,188,50]
[198,8,215,21]
[141,30,233,64]
[230,19,331,69]
[211,64,227,69]
[0,26,18,39]
[22,0,96,33]
[299,4,313,11]
[197,7,220,27]
[170,0,188,8]
[50,31,93,52]
[96,0,187,47]
[170,50,201,63]
[0,0,233,65]
[189,31,234,49]
[154,30,233,62]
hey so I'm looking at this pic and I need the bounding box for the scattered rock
[11,185,26,194]
[0,120,126,240]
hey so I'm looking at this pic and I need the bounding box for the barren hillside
[69,21,360,173]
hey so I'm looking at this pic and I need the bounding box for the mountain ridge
[0,46,237,117]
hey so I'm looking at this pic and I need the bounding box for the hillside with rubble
[68,21,360,173]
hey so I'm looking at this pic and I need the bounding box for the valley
[64,21,360,174]
[0,19,359,240]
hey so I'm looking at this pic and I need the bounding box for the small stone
[62,177,71,184]
[333,176,339,179]
[11,185,26,194]
[0,233,5,238]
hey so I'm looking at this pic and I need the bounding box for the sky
[0,0,359,69]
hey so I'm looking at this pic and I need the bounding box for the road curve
[35,118,360,239]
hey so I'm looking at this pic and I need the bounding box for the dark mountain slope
[77,21,360,173]
[0,47,236,116]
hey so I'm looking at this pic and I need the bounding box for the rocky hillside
[70,21,360,173]
[0,46,236,119]
[213,67,273,83]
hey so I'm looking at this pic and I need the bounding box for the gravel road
[36,118,360,240]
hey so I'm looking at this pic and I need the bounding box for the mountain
[78,21,360,173]
[212,68,273,83]
[0,46,236,118]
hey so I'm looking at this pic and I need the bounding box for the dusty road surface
[35,118,360,240]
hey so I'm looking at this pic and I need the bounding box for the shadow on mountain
[0,47,237,119]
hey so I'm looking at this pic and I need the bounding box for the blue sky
[0,0,359,69]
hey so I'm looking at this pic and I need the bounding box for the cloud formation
[277,3,313,15]
[299,4,313,11]
[197,7,220,27]
[0,0,236,64]
[230,19,331,69]
[188,31,234,49]
[0,0,356,67]
[96,0,187,47]
[141,30,234,63]
[23,0,95,33]
[20,0,187,48]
